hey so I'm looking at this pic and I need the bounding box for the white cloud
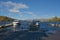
[28,12,34,15]
[9,9,20,13]
[0,1,37,18]
[0,1,29,13]
[28,12,36,16]
[0,1,28,8]
[14,3,29,9]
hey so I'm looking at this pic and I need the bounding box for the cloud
[9,9,20,13]
[0,1,29,13]
[0,1,37,18]
[0,1,29,8]
[27,12,36,16]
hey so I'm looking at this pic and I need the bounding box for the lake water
[0,21,60,40]
[0,21,60,34]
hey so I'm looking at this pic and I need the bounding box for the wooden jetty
[0,23,13,29]
[0,20,20,30]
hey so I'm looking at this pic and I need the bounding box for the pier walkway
[0,23,12,29]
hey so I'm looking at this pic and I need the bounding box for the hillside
[49,16,60,22]
[0,16,14,21]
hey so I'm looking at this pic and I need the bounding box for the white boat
[12,20,20,27]
[12,20,20,31]
[35,22,39,26]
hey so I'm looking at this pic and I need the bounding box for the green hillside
[0,16,14,21]
[49,16,60,22]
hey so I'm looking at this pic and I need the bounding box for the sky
[0,0,60,20]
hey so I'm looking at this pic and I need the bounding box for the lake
[0,21,60,33]
[0,21,60,40]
